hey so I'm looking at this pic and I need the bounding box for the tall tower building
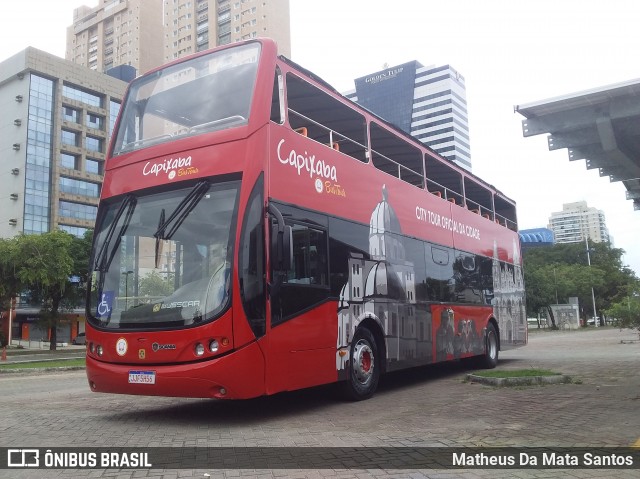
[0,48,126,239]
[548,201,610,244]
[163,0,291,63]
[344,62,472,171]
[66,0,164,75]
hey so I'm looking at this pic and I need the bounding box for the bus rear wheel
[343,327,380,401]
[478,322,499,369]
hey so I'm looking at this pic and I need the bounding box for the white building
[548,201,609,244]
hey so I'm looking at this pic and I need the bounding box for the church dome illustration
[364,261,405,300]
[369,185,401,236]
[369,185,404,259]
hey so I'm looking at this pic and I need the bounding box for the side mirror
[267,202,293,273]
[271,222,292,272]
[283,225,293,271]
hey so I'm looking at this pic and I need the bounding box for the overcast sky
[1,0,639,274]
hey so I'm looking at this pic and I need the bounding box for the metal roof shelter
[515,78,640,211]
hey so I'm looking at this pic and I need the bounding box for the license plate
[128,370,156,384]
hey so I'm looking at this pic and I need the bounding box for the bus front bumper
[86,341,265,399]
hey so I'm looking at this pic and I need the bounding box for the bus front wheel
[343,327,380,401]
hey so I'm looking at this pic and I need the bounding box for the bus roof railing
[282,65,518,231]
[370,148,424,188]
[288,108,369,162]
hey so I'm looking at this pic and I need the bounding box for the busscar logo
[8,449,39,467]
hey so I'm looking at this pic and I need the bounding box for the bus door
[265,203,336,392]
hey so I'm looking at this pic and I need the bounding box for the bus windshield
[111,42,261,156]
[88,181,239,330]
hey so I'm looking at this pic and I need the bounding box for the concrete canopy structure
[515,79,640,210]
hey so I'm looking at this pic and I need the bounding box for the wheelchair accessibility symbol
[97,291,114,318]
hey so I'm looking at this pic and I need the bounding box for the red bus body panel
[267,123,516,262]
[262,301,338,394]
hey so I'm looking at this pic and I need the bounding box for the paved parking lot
[1,327,639,478]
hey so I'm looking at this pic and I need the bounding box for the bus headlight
[96,345,103,357]
[194,343,205,356]
[209,340,219,353]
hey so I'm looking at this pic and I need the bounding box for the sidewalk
[1,340,86,365]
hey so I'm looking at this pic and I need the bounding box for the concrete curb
[466,373,572,387]
[0,366,86,375]
[2,355,86,365]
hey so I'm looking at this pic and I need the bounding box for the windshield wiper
[94,194,137,273]
[93,195,137,310]
[153,181,209,267]
[154,208,165,269]
[154,180,210,241]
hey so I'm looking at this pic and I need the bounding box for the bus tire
[343,327,380,401]
[478,322,499,369]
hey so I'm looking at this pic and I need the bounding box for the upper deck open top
[107,38,518,233]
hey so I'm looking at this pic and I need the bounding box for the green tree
[0,238,23,312]
[10,230,93,350]
[523,242,638,326]
[605,282,640,328]
[138,271,175,299]
[63,230,94,310]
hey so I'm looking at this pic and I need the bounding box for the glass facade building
[345,62,472,171]
[0,47,127,239]
[25,75,55,234]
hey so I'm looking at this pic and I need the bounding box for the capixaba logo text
[142,155,198,180]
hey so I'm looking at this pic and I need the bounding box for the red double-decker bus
[86,39,526,400]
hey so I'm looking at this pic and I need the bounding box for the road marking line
[633,438,640,448]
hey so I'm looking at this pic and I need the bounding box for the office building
[344,62,472,171]
[0,47,127,239]
[164,0,291,62]
[548,201,609,244]
[66,0,163,75]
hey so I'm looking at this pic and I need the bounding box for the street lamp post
[7,297,15,347]
[122,270,133,310]
[585,237,598,327]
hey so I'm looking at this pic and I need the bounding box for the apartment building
[548,201,610,244]
[66,0,163,75]
[0,48,127,239]
[66,0,291,77]
[164,0,291,63]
